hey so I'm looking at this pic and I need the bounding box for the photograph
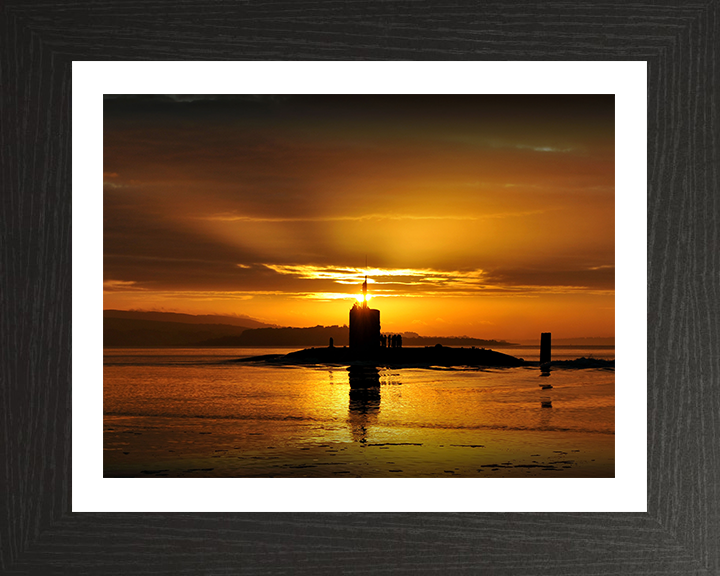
[103,94,615,479]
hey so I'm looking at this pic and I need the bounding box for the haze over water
[104,347,614,478]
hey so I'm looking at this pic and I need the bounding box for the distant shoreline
[103,310,613,349]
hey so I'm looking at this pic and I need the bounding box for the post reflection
[347,365,381,443]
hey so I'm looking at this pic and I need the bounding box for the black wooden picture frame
[2,2,718,574]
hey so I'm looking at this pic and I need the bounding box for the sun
[355,294,372,303]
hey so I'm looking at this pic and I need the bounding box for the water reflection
[347,366,381,442]
[538,389,556,432]
[540,364,553,393]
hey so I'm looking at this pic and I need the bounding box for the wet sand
[104,416,613,478]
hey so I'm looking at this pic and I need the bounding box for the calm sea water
[104,347,614,478]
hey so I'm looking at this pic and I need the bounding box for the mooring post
[540,332,552,365]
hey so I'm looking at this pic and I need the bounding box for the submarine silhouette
[240,274,524,368]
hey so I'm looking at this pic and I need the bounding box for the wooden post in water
[540,332,552,365]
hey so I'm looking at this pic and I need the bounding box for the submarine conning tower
[349,275,381,352]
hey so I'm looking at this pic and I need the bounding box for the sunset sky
[103,94,614,340]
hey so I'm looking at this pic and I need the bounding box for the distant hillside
[103,309,273,329]
[199,326,349,347]
[104,317,249,347]
[103,310,519,349]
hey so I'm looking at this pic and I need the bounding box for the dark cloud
[484,266,615,291]
[104,94,614,301]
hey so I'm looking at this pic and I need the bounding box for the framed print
[3,1,718,574]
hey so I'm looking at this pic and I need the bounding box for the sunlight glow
[263,264,486,290]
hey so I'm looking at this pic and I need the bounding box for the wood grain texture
[1,1,718,574]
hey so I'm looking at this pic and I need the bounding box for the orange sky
[103,95,614,340]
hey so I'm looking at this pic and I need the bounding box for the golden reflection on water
[347,366,382,443]
[103,349,614,477]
